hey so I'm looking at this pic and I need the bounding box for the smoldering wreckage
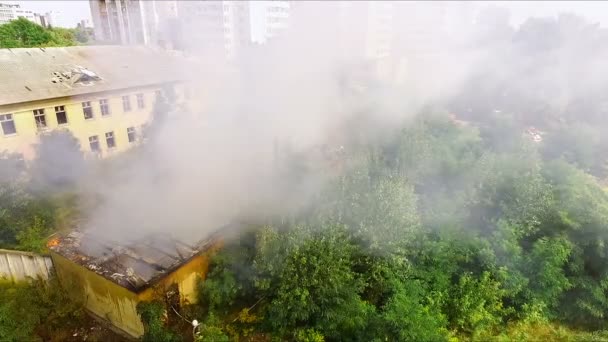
[46,225,231,338]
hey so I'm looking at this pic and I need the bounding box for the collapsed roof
[0,45,192,106]
[49,230,218,293]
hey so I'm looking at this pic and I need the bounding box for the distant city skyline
[6,1,608,31]
[11,0,90,28]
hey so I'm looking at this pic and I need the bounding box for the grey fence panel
[0,249,53,282]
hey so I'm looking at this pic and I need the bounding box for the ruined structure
[49,230,222,338]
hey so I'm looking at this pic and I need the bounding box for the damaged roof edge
[0,46,193,107]
[49,228,226,293]
[0,80,181,109]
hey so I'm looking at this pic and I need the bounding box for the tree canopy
[0,18,79,48]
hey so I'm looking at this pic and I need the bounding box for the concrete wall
[0,249,53,282]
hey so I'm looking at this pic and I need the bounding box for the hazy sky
[9,1,608,30]
[13,0,91,28]
[493,1,608,27]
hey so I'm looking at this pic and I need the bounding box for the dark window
[0,114,16,135]
[105,131,115,148]
[82,101,93,119]
[127,127,136,143]
[100,99,110,116]
[136,93,145,109]
[89,135,99,152]
[33,108,46,129]
[122,95,131,112]
[55,106,68,125]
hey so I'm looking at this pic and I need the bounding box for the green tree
[0,18,77,48]
[0,18,52,48]
[380,284,449,341]
[254,225,372,339]
[137,301,182,342]
[0,278,83,341]
[47,27,76,47]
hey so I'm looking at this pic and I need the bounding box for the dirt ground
[42,316,130,342]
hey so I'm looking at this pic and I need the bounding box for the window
[89,135,99,152]
[105,131,115,148]
[82,101,93,119]
[136,93,145,109]
[100,99,110,116]
[122,95,131,112]
[0,114,16,135]
[33,108,46,129]
[55,106,68,125]
[127,127,136,143]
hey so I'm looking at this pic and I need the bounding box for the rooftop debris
[0,46,192,106]
[49,230,216,292]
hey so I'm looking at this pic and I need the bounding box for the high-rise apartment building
[89,0,152,44]
[173,1,251,60]
[0,2,36,25]
[289,1,394,61]
[88,1,291,60]
[43,10,68,28]
[251,1,290,44]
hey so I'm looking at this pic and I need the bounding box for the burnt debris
[49,230,215,292]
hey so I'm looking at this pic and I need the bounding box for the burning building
[49,230,222,338]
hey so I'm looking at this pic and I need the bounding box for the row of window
[89,127,137,152]
[80,93,146,122]
[0,92,154,136]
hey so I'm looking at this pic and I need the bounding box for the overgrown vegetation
[0,18,88,48]
[0,131,83,253]
[0,278,84,341]
[182,111,608,341]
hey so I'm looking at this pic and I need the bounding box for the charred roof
[49,230,218,293]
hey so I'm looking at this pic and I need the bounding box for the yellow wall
[138,241,222,304]
[0,84,183,160]
[50,241,221,338]
[50,251,145,338]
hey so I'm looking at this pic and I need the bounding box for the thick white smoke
[76,1,539,247]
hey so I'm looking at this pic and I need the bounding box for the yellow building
[49,230,223,338]
[0,46,190,159]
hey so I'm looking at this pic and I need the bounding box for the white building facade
[89,0,151,44]
[88,0,291,61]
[251,1,290,44]
[174,1,251,60]
[0,2,36,25]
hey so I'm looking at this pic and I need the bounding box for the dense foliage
[0,131,84,252]
[132,12,608,341]
[0,278,84,341]
[0,18,82,48]
[137,301,181,342]
[186,111,608,341]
